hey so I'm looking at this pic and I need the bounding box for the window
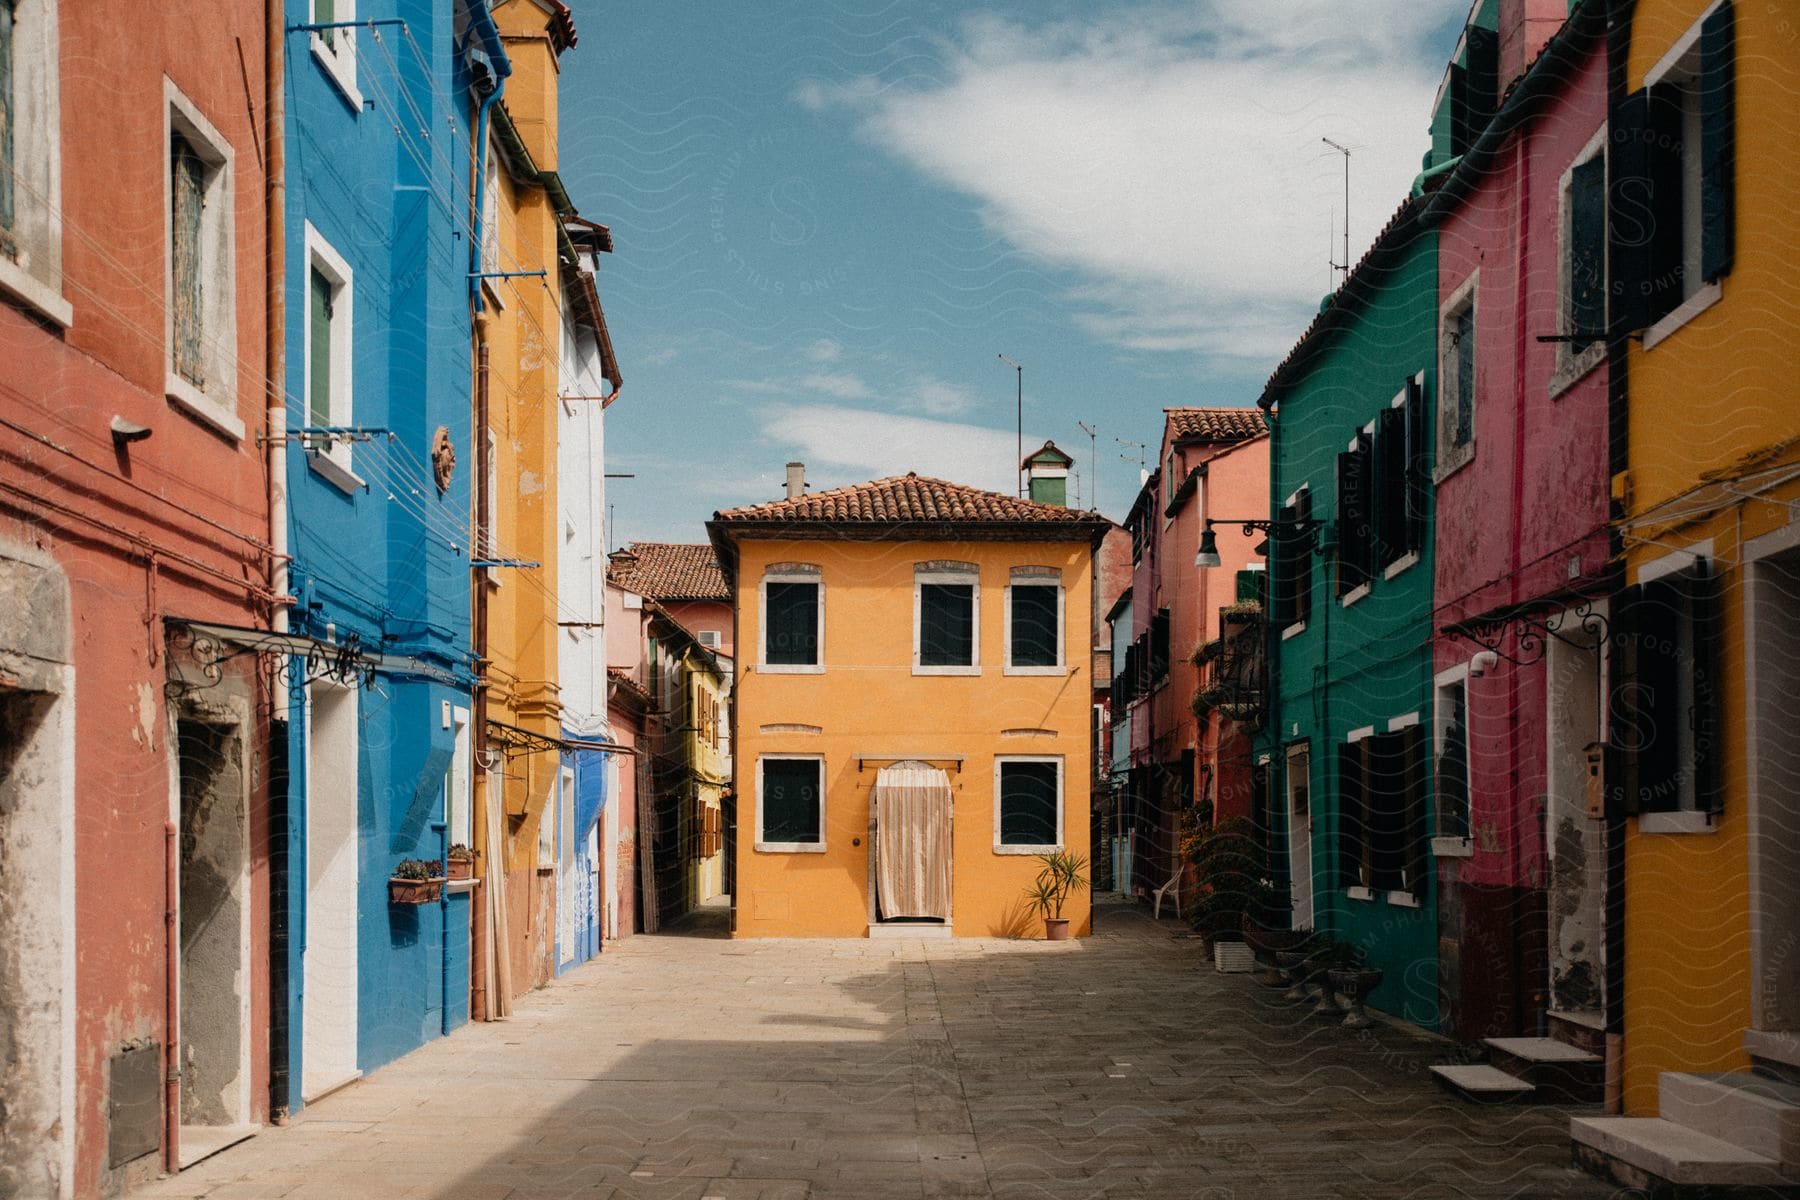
[1613,557,1721,819]
[1434,673,1471,842]
[0,0,66,326]
[309,0,361,111]
[1339,722,1428,897]
[165,84,240,438]
[1006,571,1062,674]
[914,563,978,674]
[1555,131,1609,391]
[1336,433,1372,597]
[757,756,824,851]
[1437,274,1477,477]
[1287,743,1310,824]
[1272,487,1313,632]
[1612,2,1734,338]
[1376,378,1427,571]
[761,565,822,671]
[303,223,355,488]
[696,629,722,650]
[445,706,471,849]
[537,772,562,870]
[995,757,1062,853]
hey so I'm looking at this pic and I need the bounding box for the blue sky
[557,2,1468,543]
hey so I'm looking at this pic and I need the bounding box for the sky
[557,2,1470,544]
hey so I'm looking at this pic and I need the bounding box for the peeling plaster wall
[176,719,247,1127]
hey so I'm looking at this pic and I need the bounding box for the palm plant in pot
[1025,851,1088,940]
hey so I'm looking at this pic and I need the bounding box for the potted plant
[1184,816,1270,952]
[446,843,475,881]
[1324,941,1385,1029]
[1025,851,1088,940]
[389,858,445,905]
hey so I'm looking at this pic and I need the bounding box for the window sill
[306,449,364,495]
[1383,551,1420,581]
[1642,281,1723,352]
[311,38,364,115]
[445,877,480,895]
[1004,665,1066,677]
[1281,622,1307,641]
[1340,583,1370,608]
[166,374,245,441]
[1346,886,1376,902]
[755,841,827,854]
[0,256,73,329]
[994,843,1062,856]
[1385,891,1421,908]
[1549,343,1605,400]
[1637,811,1717,835]
[913,666,981,677]
[1431,836,1474,859]
[758,663,824,675]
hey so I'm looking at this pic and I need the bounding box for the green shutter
[999,761,1058,846]
[919,583,974,667]
[171,136,207,387]
[1404,376,1429,551]
[1009,584,1059,668]
[316,0,336,47]
[1335,446,1369,595]
[1271,500,1299,625]
[1569,155,1607,336]
[1635,578,1687,814]
[764,581,819,666]
[1699,1,1735,282]
[309,268,333,431]
[0,0,14,246]
[1375,407,1408,568]
[1609,88,1686,333]
[1293,489,1313,621]
[1338,741,1368,891]
[760,759,821,844]
[1686,561,1724,814]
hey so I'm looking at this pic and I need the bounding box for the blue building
[276,0,497,1112]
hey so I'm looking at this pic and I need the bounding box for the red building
[0,1,275,1191]
[1421,3,1613,1051]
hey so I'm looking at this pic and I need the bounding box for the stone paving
[140,899,1625,1199]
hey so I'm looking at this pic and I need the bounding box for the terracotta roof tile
[606,542,727,601]
[712,474,1108,530]
[1165,408,1268,443]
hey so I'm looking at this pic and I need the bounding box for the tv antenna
[1323,137,1351,289]
[1116,437,1147,477]
[1076,421,1099,513]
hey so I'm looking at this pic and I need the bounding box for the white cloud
[799,370,874,400]
[806,2,1443,362]
[915,376,976,417]
[753,404,1037,499]
[804,338,842,362]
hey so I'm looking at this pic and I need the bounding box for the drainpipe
[467,1,512,314]
[164,821,180,1174]
[263,0,292,1125]
[472,330,492,1021]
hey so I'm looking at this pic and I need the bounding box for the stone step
[1430,1063,1535,1103]
[1484,1036,1604,1105]
[1547,1008,1607,1058]
[1571,1116,1798,1193]
[1660,1072,1800,1165]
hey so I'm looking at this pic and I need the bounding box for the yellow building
[707,472,1110,939]
[1570,0,1800,1188]
[472,0,580,1008]
[646,609,731,920]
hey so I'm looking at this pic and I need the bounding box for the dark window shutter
[1569,155,1608,336]
[999,761,1059,846]
[1448,27,1498,157]
[1700,1,1736,282]
[1605,584,1645,817]
[765,581,819,666]
[171,136,208,387]
[1272,500,1298,626]
[919,582,975,667]
[1151,608,1171,681]
[1010,584,1059,667]
[1448,62,1470,157]
[309,269,333,430]
[1609,89,1684,333]
[1686,562,1723,813]
[1338,740,1368,891]
[1376,408,1408,567]
[1405,376,1428,550]
[1335,448,1369,596]
[1634,579,1686,814]
[1293,490,1313,621]
[1401,726,1429,896]
[1437,688,1471,839]
[761,758,821,844]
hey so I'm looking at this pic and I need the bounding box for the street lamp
[1196,516,1324,568]
[998,353,1022,497]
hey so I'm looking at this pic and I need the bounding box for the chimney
[1497,0,1566,97]
[1022,440,1073,507]
[785,462,806,501]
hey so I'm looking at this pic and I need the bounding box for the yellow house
[646,609,731,920]
[707,472,1110,939]
[1570,0,1800,1188]
[472,0,579,1008]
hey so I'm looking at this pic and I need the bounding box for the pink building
[1114,409,1269,905]
[1422,3,1611,1046]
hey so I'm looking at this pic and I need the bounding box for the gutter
[467,0,512,314]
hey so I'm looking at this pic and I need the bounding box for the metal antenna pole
[998,354,1023,496]
[1323,138,1351,288]
[1077,420,1099,513]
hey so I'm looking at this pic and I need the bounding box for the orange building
[708,470,1110,938]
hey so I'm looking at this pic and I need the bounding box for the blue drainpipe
[468,0,512,313]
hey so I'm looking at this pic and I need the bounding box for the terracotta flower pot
[1044,917,1071,941]
[446,857,473,882]
[389,876,445,905]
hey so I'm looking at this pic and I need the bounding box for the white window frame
[309,0,362,113]
[302,222,359,491]
[1633,542,1714,830]
[755,754,826,853]
[163,80,241,440]
[445,705,471,850]
[696,629,722,649]
[1432,664,1474,857]
[1435,270,1478,482]
[759,564,824,674]
[1639,7,1726,351]
[1003,569,1064,676]
[913,562,980,677]
[536,774,558,870]
[0,0,68,327]
[993,755,1064,855]
[1551,125,1610,398]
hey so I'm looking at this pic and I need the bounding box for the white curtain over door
[874,764,952,920]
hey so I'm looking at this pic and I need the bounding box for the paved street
[142,900,1620,1199]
